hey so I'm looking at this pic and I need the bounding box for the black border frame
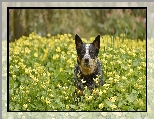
[7,7,147,112]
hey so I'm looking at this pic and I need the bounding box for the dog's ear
[75,34,83,49]
[92,35,100,50]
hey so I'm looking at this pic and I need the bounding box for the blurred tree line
[9,9,146,42]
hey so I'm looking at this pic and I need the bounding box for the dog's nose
[85,58,89,63]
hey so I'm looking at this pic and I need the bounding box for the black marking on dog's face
[75,34,100,75]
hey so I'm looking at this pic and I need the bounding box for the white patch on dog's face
[82,44,91,66]
[85,44,90,55]
[81,44,93,67]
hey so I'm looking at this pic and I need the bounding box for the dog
[74,34,104,96]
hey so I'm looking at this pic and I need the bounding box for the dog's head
[75,34,100,75]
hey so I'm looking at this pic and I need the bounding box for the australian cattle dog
[74,34,104,96]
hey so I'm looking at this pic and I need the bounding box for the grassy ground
[9,33,146,111]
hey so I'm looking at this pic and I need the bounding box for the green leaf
[13,66,19,72]
[14,82,19,88]
[132,89,137,93]
[69,104,76,109]
[104,99,112,107]
[132,60,138,66]
[118,101,123,108]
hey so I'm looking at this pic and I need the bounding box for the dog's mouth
[82,57,91,67]
[83,62,91,67]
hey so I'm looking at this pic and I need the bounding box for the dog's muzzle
[83,54,91,67]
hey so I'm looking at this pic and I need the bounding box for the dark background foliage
[9,9,146,42]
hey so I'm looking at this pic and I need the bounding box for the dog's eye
[81,50,85,54]
[89,51,94,54]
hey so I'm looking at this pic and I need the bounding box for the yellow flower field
[9,32,146,111]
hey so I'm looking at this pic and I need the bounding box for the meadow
[9,33,146,111]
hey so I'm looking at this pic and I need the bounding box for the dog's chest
[81,74,96,85]
[76,64,98,84]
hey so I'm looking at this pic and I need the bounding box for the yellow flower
[57,83,62,88]
[136,99,144,106]
[12,97,16,101]
[77,73,81,78]
[119,33,126,37]
[45,98,51,104]
[120,48,125,54]
[115,74,120,79]
[56,47,61,52]
[93,77,99,84]
[98,90,103,96]
[103,84,110,87]
[67,59,72,64]
[67,51,70,55]
[61,54,66,60]
[77,89,83,94]
[41,96,44,101]
[137,66,142,70]
[34,52,38,57]
[47,33,51,37]
[103,90,106,93]
[110,104,117,109]
[50,94,54,98]
[12,75,16,79]
[33,77,39,82]
[117,60,122,64]
[25,47,30,54]
[19,85,24,90]
[72,54,76,58]
[66,105,69,109]
[70,63,74,68]
[130,69,133,73]
[110,96,117,102]
[92,88,99,95]
[99,103,104,109]
[107,54,112,58]
[128,59,132,63]
[109,77,113,81]
[62,91,66,94]
[114,78,119,83]
[86,96,93,100]
[84,86,88,91]
[53,54,59,60]
[61,51,65,54]
[41,49,48,61]
[23,104,27,109]
[65,96,69,100]
[64,43,67,47]
[68,34,72,37]
[103,90,107,93]
[122,76,127,80]
[41,84,46,89]
[141,62,146,67]
[63,86,68,90]
[60,68,63,72]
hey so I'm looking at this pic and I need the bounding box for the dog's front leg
[74,74,85,91]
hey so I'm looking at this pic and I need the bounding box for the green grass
[9,32,146,111]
